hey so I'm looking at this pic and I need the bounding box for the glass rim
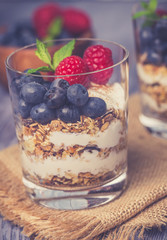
[132,2,167,22]
[5,38,129,78]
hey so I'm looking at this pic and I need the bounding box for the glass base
[23,171,127,210]
[140,114,167,139]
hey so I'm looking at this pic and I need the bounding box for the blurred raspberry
[83,45,113,84]
[156,9,167,17]
[33,3,62,39]
[63,8,91,35]
[55,56,89,86]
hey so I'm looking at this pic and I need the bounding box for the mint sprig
[35,39,53,69]
[133,0,158,19]
[27,39,75,75]
[43,18,63,42]
[53,39,75,69]
[27,66,53,74]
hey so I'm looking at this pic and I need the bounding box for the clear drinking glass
[132,2,167,138]
[6,39,129,210]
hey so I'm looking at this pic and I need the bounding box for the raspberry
[55,56,89,86]
[156,9,167,17]
[63,8,91,35]
[83,45,113,84]
[33,3,62,39]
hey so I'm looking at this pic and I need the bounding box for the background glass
[132,2,167,138]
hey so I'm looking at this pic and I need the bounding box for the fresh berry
[82,97,106,119]
[18,98,33,118]
[63,8,91,35]
[33,3,62,38]
[164,54,167,66]
[155,19,167,41]
[57,104,80,123]
[50,78,70,91]
[21,69,44,84]
[156,9,167,17]
[55,56,89,86]
[30,103,57,124]
[11,70,44,94]
[146,50,163,66]
[83,45,113,84]
[0,21,37,47]
[140,27,154,45]
[153,38,167,54]
[44,87,66,108]
[43,80,51,90]
[20,82,47,104]
[67,84,88,106]
[11,76,23,94]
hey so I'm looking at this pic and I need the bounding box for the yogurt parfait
[6,39,129,210]
[133,0,167,136]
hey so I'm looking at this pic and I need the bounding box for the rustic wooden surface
[1,1,167,240]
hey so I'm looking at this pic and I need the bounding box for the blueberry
[82,97,106,119]
[0,21,37,47]
[43,80,51,90]
[50,79,70,91]
[30,103,57,124]
[11,76,23,94]
[155,19,167,41]
[67,84,88,106]
[20,82,47,104]
[44,87,66,109]
[146,50,163,66]
[140,27,154,45]
[152,38,167,54]
[10,21,37,47]
[164,55,167,66]
[21,69,44,85]
[11,70,44,95]
[57,104,80,123]
[18,98,33,118]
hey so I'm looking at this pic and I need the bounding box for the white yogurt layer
[49,119,124,149]
[137,63,167,86]
[141,93,167,113]
[88,82,125,110]
[22,148,127,178]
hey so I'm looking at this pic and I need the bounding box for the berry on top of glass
[13,39,114,124]
[0,3,92,47]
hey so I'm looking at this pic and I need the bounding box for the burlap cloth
[1,94,167,240]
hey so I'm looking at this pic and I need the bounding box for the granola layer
[23,159,127,189]
[137,60,167,115]
[20,108,127,188]
[19,82,127,188]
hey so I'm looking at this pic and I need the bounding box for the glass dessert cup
[132,2,167,138]
[6,39,129,210]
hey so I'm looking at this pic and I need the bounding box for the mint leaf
[52,39,75,69]
[133,10,152,19]
[148,0,157,12]
[35,39,53,69]
[141,1,149,10]
[27,66,54,74]
[29,39,75,74]
[132,0,159,20]
[48,18,62,39]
